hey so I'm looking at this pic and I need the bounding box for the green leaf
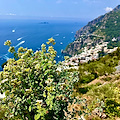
[35,114,40,120]
[29,106,32,112]
[15,112,18,115]
[43,91,46,97]
[27,99,31,104]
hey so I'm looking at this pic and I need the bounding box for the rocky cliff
[63,5,120,56]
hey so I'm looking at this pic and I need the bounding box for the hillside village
[63,40,118,67]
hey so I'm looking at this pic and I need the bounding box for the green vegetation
[77,48,120,84]
[85,82,120,119]
[107,40,120,49]
[0,39,86,120]
[89,11,120,43]
[71,48,120,119]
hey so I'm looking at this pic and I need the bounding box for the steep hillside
[64,5,120,56]
[72,48,120,119]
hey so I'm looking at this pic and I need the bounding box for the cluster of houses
[63,41,118,67]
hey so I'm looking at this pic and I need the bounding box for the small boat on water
[60,42,63,45]
[12,29,15,33]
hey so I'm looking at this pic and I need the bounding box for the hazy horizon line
[0,15,91,21]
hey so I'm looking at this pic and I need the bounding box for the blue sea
[0,19,86,70]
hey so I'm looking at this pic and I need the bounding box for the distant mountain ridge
[63,5,120,56]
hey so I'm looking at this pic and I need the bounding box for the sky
[0,0,120,20]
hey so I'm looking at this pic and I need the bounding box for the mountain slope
[64,5,120,56]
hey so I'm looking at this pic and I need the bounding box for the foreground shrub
[0,38,84,120]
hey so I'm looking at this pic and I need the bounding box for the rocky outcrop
[63,41,82,56]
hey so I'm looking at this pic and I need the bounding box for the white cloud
[6,13,16,16]
[105,7,113,12]
[56,0,62,4]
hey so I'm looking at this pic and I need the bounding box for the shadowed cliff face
[64,5,120,56]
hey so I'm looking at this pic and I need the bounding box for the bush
[0,104,8,120]
[78,48,120,84]
[105,99,120,117]
[0,38,85,120]
[85,82,120,119]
